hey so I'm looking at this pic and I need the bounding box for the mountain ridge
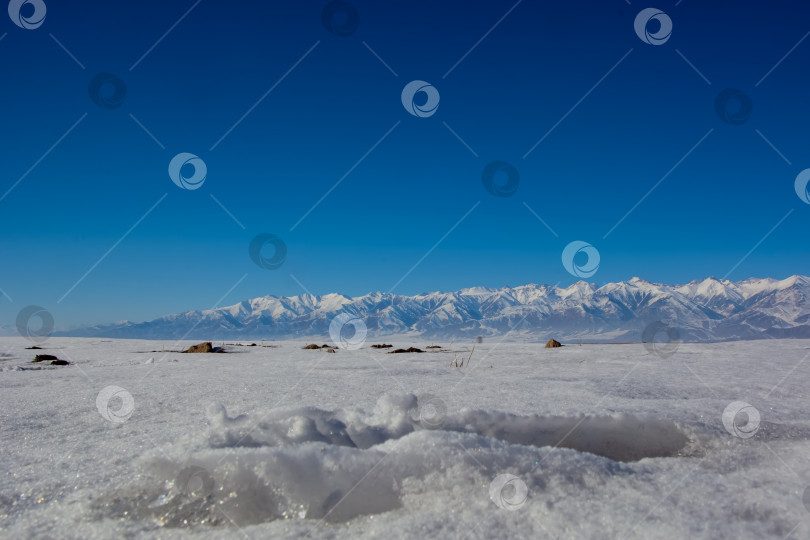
[54,275,810,342]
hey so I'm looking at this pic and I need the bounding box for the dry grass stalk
[450,344,476,367]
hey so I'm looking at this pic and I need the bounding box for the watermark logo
[642,321,681,358]
[489,473,528,511]
[794,169,810,204]
[176,465,215,500]
[249,233,287,270]
[410,394,447,430]
[96,385,135,424]
[88,73,127,109]
[714,88,753,125]
[8,0,46,30]
[401,80,440,118]
[722,401,760,439]
[329,312,367,350]
[16,305,53,343]
[321,0,358,37]
[482,160,519,198]
[168,153,207,191]
[561,241,600,278]
[634,8,672,46]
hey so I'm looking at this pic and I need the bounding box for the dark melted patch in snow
[452,412,689,462]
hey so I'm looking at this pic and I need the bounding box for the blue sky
[1,0,809,328]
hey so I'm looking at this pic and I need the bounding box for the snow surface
[1,337,810,539]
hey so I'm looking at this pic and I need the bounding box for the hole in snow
[453,412,688,462]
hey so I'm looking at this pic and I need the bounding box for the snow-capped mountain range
[58,276,810,342]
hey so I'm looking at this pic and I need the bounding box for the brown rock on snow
[388,347,425,354]
[184,342,225,353]
[545,339,562,348]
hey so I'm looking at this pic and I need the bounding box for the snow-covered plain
[1,337,809,539]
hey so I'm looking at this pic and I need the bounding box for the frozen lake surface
[1,337,809,539]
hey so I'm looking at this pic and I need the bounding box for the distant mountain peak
[58,276,810,343]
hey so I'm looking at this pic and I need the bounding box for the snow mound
[94,394,692,529]
[204,394,691,461]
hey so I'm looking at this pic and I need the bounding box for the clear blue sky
[1,0,809,329]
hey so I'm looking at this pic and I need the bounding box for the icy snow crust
[1,338,809,539]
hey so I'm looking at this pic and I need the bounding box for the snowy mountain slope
[58,276,810,341]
